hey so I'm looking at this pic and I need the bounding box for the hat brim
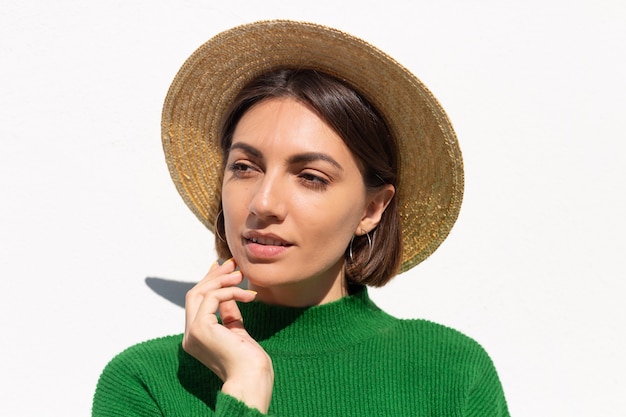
[162,20,464,273]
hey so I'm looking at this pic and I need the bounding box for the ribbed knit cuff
[215,391,274,417]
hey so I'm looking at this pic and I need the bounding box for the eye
[298,171,330,191]
[227,161,259,178]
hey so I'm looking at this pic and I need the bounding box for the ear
[357,184,395,234]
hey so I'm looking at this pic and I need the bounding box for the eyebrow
[229,142,344,171]
[288,153,343,170]
[229,142,262,158]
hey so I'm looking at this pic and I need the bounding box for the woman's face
[221,97,387,306]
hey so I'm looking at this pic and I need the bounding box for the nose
[248,172,287,222]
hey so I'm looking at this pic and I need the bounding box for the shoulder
[112,334,182,357]
[94,335,187,402]
[100,334,184,376]
[389,318,505,394]
[397,318,485,349]
[387,317,498,371]
[93,334,215,415]
[394,319,509,415]
[361,289,493,363]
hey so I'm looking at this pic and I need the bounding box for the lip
[242,231,293,259]
[243,231,292,246]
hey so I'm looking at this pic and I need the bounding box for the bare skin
[182,259,274,412]
[182,98,394,413]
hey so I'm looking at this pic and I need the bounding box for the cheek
[220,186,247,241]
[302,195,365,242]
[222,180,251,214]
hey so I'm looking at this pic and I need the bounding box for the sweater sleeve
[91,354,163,417]
[92,350,276,417]
[215,392,276,417]
[464,351,510,417]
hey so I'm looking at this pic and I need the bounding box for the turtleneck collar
[237,286,397,355]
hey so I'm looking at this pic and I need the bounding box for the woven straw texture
[161,20,464,273]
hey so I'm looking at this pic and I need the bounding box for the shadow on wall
[145,277,248,308]
[145,277,195,308]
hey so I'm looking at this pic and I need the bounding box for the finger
[186,284,254,329]
[185,260,244,330]
[186,259,241,308]
[190,270,244,301]
[201,258,237,282]
[192,286,257,325]
[219,294,257,339]
[219,296,247,328]
[191,259,240,296]
[208,260,219,272]
[185,273,240,328]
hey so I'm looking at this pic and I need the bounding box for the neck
[247,268,348,307]
[236,285,389,354]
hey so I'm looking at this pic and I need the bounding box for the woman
[93,21,509,416]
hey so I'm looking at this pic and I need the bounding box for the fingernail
[246,290,258,296]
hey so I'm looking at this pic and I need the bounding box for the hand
[182,259,274,412]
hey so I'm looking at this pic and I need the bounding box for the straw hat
[162,20,463,273]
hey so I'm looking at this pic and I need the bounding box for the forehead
[230,97,357,164]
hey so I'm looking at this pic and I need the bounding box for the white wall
[1,1,624,416]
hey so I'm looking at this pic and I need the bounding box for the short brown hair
[215,69,402,286]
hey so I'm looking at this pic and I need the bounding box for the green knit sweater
[92,287,509,416]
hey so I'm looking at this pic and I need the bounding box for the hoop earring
[348,231,373,263]
[349,236,355,262]
[365,231,373,262]
[214,210,226,242]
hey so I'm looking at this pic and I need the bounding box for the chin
[244,270,296,289]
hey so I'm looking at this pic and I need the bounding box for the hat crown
[162,20,463,273]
